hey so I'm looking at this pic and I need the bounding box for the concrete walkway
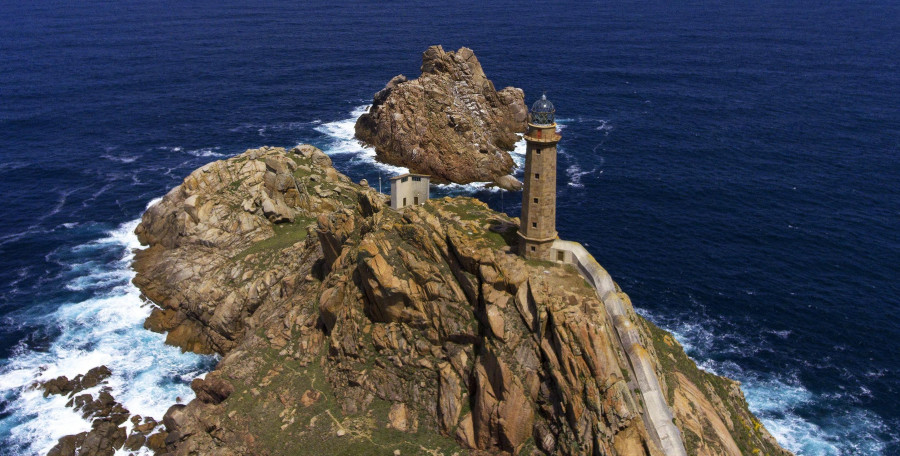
[551,240,688,456]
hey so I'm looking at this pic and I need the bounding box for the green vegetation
[232,216,314,263]
[525,258,556,269]
[221,345,462,455]
[227,176,248,192]
[440,198,491,221]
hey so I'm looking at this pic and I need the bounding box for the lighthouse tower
[519,94,561,260]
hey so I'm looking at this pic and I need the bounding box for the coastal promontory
[49,145,797,456]
[355,46,527,189]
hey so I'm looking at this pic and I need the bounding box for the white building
[389,173,430,210]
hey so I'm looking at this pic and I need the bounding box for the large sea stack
[355,45,528,189]
[32,146,796,455]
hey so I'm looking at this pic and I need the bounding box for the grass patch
[221,347,462,455]
[525,258,556,269]
[440,198,491,221]
[232,216,314,262]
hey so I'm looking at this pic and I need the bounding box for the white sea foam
[640,307,890,456]
[315,105,531,196]
[229,120,322,137]
[313,105,408,175]
[100,154,139,164]
[566,163,598,188]
[698,359,891,456]
[186,147,227,158]
[510,138,527,170]
[0,219,212,455]
[596,119,613,133]
[156,146,228,158]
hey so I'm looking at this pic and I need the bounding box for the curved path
[552,240,688,456]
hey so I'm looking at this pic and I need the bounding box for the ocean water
[1,1,897,454]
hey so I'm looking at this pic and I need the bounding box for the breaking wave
[641,308,893,456]
[0,200,214,455]
[315,105,529,196]
[313,105,408,175]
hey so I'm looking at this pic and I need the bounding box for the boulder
[191,374,234,404]
[387,403,410,432]
[494,174,523,191]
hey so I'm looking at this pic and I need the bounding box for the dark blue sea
[1,1,897,454]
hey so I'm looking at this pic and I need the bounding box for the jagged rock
[300,389,322,407]
[146,431,168,453]
[134,416,158,434]
[163,403,187,432]
[79,366,112,391]
[79,420,126,456]
[355,46,527,184]
[68,389,129,426]
[40,366,112,398]
[123,432,146,451]
[191,374,234,404]
[41,376,72,397]
[387,403,410,432]
[437,363,462,432]
[47,432,86,456]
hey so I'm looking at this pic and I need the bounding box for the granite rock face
[133,145,354,355]
[355,46,527,189]
[114,146,792,455]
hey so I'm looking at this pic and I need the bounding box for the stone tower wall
[519,124,560,260]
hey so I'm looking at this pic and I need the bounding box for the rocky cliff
[34,146,793,456]
[355,46,527,190]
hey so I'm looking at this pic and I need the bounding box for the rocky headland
[44,145,794,455]
[355,46,527,190]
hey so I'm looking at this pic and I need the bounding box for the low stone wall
[550,240,688,456]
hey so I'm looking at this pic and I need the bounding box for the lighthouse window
[533,198,539,204]
[536,149,542,155]
[535,173,540,180]
[530,246,536,252]
[532,222,537,228]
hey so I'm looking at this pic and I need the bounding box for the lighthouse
[519,94,561,260]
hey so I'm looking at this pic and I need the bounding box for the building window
[533,198,539,204]
[414,196,419,205]
[403,197,407,207]
[535,173,540,180]
[412,176,421,182]
[401,176,408,183]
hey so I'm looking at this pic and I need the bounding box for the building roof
[389,173,431,181]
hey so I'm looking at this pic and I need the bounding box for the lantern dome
[530,94,555,125]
